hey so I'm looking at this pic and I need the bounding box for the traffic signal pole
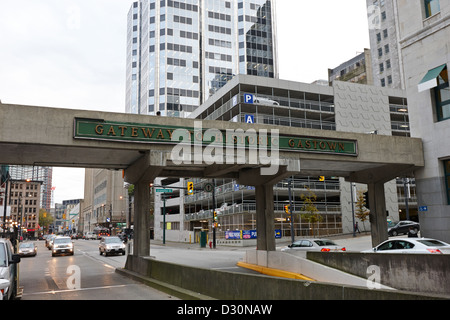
[212,179,216,249]
[288,178,295,244]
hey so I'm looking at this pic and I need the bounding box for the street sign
[419,206,428,212]
[244,93,254,104]
[156,189,173,193]
[245,115,255,124]
[204,183,214,193]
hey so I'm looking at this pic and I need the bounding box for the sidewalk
[150,232,374,252]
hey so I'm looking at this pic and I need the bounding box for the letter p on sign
[244,94,254,104]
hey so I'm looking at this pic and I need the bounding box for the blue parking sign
[244,93,254,104]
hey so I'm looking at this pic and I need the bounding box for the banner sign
[225,229,281,240]
[74,118,357,156]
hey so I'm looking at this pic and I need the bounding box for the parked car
[388,220,420,236]
[99,236,126,256]
[84,232,97,240]
[0,238,21,300]
[364,238,450,254]
[51,236,74,257]
[281,238,346,252]
[18,242,37,257]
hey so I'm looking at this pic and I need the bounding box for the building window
[434,66,450,121]
[386,59,391,69]
[425,0,440,18]
[445,160,450,205]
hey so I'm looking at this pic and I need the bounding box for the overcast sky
[0,0,370,205]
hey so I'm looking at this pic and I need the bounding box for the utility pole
[287,178,295,244]
[212,179,216,249]
[351,183,356,237]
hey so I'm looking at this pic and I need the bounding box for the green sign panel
[156,189,173,193]
[74,118,357,156]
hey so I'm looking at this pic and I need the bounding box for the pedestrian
[408,227,418,238]
[354,222,361,234]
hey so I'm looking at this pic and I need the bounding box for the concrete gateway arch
[0,103,424,258]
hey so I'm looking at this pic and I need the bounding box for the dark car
[388,220,420,236]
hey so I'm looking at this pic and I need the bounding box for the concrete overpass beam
[255,184,275,252]
[367,182,389,247]
[124,151,167,185]
[124,151,168,258]
[239,160,300,252]
[134,180,151,257]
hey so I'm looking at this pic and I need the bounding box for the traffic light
[213,211,218,228]
[187,181,194,195]
[284,205,290,214]
[319,176,325,182]
[364,191,370,210]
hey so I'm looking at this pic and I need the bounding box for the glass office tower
[126,0,278,116]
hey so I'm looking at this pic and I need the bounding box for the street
[19,239,177,300]
[17,235,374,300]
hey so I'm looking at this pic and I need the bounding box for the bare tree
[300,187,322,237]
[355,189,370,232]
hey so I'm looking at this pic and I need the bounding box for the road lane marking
[22,284,130,296]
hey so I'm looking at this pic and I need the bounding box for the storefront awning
[418,64,447,92]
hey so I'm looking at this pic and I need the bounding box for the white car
[52,236,74,256]
[281,238,346,252]
[364,238,450,254]
[84,232,97,240]
[254,97,280,106]
[0,238,21,300]
[99,236,126,256]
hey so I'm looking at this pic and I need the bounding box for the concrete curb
[236,261,315,281]
[115,267,216,300]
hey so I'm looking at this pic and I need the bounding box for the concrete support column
[367,182,388,247]
[133,180,151,257]
[255,184,275,252]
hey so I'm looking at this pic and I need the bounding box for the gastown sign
[73,118,358,156]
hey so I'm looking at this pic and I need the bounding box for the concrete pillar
[367,182,389,247]
[255,184,275,251]
[133,180,151,257]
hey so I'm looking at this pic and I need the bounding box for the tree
[355,189,370,232]
[39,209,54,234]
[300,187,322,237]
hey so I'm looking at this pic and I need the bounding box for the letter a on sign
[245,115,255,124]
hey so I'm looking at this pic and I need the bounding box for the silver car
[99,236,126,256]
[52,236,74,256]
[0,238,21,300]
[18,242,37,257]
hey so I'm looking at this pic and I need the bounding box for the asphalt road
[18,234,375,300]
[19,239,177,300]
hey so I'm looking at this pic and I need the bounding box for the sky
[0,0,370,205]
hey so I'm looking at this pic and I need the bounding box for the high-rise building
[366,0,404,89]
[395,0,450,242]
[8,166,53,210]
[328,49,374,86]
[126,0,279,116]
